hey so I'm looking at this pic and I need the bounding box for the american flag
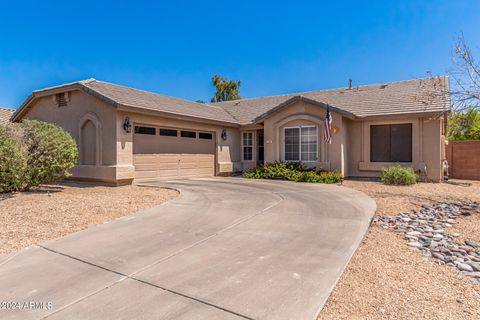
[324,105,333,144]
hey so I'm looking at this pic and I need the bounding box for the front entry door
[257,130,264,165]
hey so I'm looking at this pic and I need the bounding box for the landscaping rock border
[375,202,480,284]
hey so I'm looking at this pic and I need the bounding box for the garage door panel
[158,169,180,178]
[133,131,215,181]
[133,155,158,165]
[157,155,180,163]
[134,163,159,172]
[134,170,159,180]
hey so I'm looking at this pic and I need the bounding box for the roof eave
[357,110,450,121]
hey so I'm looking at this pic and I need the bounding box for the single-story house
[0,107,15,124]
[11,76,450,184]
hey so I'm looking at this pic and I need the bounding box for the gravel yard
[344,179,480,215]
[319,180,480,320]
[0,182,178,255]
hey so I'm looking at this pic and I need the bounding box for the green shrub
[0,125,28,192]
[0,120,78,192]
[296,171,344,184]
[22,120,78,187]
[381,165,417,185]
[242,161,342,184]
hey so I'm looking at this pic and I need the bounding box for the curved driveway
[0,177,375,320]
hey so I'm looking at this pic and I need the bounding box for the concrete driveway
[0,177,375,320]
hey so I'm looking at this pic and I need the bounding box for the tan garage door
[133,125,215,182]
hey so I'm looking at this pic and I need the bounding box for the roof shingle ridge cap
[216,105,241,123]
[212,76,449,105]
[0,107,15,111]
[32,78,96,93]
[91,79,229,111]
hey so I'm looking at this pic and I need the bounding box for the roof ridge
[213,76,448,105]
[32,78,96,93]
[0,107,15,111]
[91,79,229,111]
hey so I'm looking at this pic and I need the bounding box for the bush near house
[381,165,417,185]
[0,125,28,192]
[243,161,343,184]
[0,120,78,192]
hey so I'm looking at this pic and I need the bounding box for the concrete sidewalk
[0,177,375,320]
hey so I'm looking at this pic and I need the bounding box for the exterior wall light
[123,117,132,133]
[221,129,227,141]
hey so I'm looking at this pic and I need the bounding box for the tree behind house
[449,34,480,111]
[447,108,480,140]
[210,75,241,102]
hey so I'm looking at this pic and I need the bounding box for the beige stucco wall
[262,100,346,173]
[20,89,444,183]
[22,90,123,182]
[116,110,241,179]
[21,90,242,183]
[346,116,444,181]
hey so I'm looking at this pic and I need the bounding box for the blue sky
[0,0,479,108]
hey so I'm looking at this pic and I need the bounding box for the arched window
[78,113,102,165]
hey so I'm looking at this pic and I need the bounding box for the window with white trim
[284,126,317,162]
[242,132,253,161]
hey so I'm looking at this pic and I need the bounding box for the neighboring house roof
[13,79,238,125]
[214,77,451,125]
[0,107,15,124]
[13,76,450,126]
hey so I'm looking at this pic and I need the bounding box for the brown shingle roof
[13,78,238,125]
[13,77,450,125]
[214,77,451,124]
[81,80,238,124]
[0,107,15,124]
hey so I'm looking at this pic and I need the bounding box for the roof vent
[349,79,352,89]
[54,92,70,107]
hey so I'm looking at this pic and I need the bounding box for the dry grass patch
[319,179,480,320]
[0,182,178,255]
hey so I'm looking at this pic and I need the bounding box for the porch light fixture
[123,117,132,133]
[221,129,227,141]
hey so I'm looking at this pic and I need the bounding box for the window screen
[284,128,300,161]
[285,126,317,161]
[370,124,412,162]
[242,132,253,161]
[301,127,317,161]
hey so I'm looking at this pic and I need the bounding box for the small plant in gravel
[0,120,78,192]
[243,161,343,184]
[381,165,417,185]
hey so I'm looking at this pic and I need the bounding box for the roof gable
[252,95,355,123]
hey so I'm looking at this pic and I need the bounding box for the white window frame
[242,132,254,161]
[283,126,318,162]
